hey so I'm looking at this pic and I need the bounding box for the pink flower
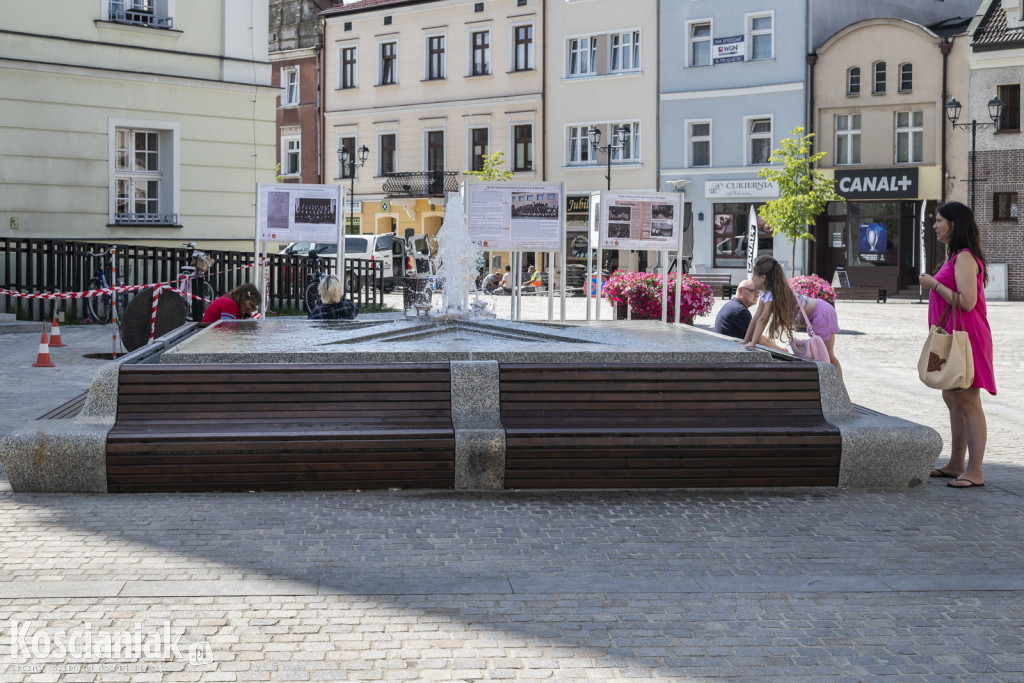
[603,271,714,324]
[788,274,836,305]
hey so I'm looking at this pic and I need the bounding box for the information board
[465,181,564,251]
[257,183,343,243]
[601,192,682,250]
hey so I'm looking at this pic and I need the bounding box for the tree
[464,151,514,182]
[757,127,844,276]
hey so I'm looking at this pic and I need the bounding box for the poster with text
[466,181,563,251]
[258,183,343,242]
[601,192,682,250]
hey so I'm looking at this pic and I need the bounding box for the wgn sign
[835,168,918,200]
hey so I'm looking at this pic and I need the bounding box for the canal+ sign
[835,168,918,200]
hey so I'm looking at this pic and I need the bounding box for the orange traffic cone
[49,316,67,347]
[32,331,55,367]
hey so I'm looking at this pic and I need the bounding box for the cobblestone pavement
[1,297,1022,681]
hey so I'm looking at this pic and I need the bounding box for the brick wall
[974,149,1023,301]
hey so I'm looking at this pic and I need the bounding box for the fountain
[1,193,943,494]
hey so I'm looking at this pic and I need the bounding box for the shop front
[815,168,935,294]
[705,179,779,272]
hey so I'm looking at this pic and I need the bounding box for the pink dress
[928,249,996,395]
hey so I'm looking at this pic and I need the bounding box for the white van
[309,234,415,293]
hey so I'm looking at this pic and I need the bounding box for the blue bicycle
[86,248,131,326]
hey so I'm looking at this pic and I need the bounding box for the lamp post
[944,96,1004,207]
[588,125,627,191]
[338,144,370,234]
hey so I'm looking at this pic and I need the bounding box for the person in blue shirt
[714,279,758,339]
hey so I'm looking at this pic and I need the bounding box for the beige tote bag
[918,304,974,391]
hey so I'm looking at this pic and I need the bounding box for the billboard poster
[258,183,342,242]
[713,35,745,64]
[466,181,563,251]
[601,192,682,250]
[858,222,888,262]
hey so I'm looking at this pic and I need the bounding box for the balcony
[382,171,460,198]
[109,9,174,29]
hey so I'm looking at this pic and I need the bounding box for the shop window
[994,192,1018,221]
[846,201,898,266]
[712,203,772,268]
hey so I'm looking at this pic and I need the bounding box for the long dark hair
[753,255,796,341]
[937,201,989,286]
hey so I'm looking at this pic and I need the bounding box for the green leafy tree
[757,127,844,276]
[464,151,514,181]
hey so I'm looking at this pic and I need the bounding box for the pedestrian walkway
[0,299,1021,680]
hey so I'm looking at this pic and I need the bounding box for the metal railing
[114,212,179,225]
[0,238,383,321]
[109,9,174,28]
[382,171,460,198]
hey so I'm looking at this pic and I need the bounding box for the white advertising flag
[746,205,759,279]
[919,199,928,276]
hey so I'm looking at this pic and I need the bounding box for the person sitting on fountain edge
[308,274,358,320]
[498,265,514,295]
[714,279,782,350]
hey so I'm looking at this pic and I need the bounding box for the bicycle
[86,249,132,326]
[176,242,216,322]
[303,248,326,313]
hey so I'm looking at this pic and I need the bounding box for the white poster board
[601,192,682,250]
[465,180,563,251]
[257,183,343,243]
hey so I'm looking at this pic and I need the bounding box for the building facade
[321,0,544,256]
[0,0,278,250]
[544,0,660,275]
[270,0,332,187]
[967,0,1023,301]
[812,18,970,294]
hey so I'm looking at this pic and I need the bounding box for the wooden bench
[834,286,887,303]
[690,273,734,300]
[106,363,455,493]
[500,362,841,488]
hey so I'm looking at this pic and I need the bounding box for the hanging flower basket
[602,271,714,325]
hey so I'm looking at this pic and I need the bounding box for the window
[895,111,923,163]
[568,126,593,164]
[898,63,912,92]
[338,136,356,178]
[873,61,886,94]
[688,121,711,167]
[427,35,445,80]
[426,131,444,172]
[108,0,173,29]
[611,122,640,162]
[340,46,357,89]
[379,42,397,85]
[568,36,597,77]
[379,133,396,175]
[835,114,861,165]
[748,118,772,165]
[713,203,772,268]
[513,24,534,71]
[113,127,172,224]
[994,192,1018,221]
[748,13,773,61]
[998,84,1021,131]
[471,30,490,76]
[282,68,299,106]
[470,128,488,172]
[282,136,300,176]
[610,31,640,72]
[690,22,711,67]
[513,124,533,171]
[847,67,860,96]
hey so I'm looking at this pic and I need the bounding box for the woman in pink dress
[919,202,995,488]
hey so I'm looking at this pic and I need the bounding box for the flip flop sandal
[947,477,985,488]
[930,469,957,478]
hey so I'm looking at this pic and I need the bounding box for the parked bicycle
[86,248,133,326]
[176,242,216,322]
[303,248,326,313]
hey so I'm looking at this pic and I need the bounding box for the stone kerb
[815,361,942,490]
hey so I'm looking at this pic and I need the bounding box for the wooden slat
[38,392,88,420]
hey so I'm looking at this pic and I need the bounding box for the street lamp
[588,125,627,191]
[338,144,370,233]
[944,96,1004,207]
